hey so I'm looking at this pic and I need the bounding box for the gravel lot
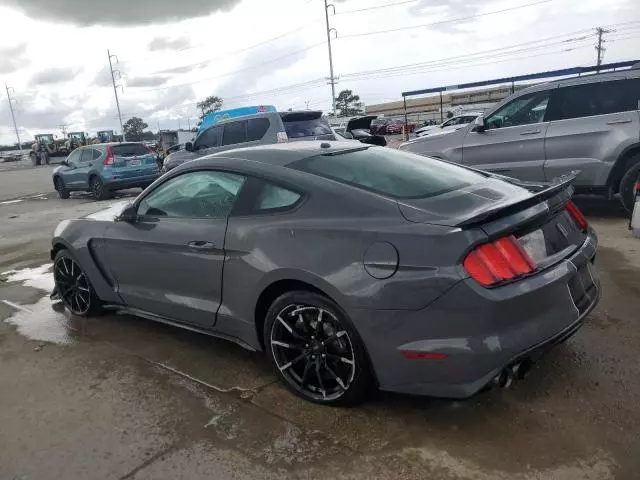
[1,166,639,479]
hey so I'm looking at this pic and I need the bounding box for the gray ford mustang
[50,141,600,406]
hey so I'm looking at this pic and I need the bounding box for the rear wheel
[90,176,109,200]
[264,291,373,406]
[53,250,101,317]
[54,176,70,199]
[619,159,640,213]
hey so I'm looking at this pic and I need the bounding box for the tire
[619,160,640,213]
[53,176,70,199]
[90,176,109,201]
[263,291,373,406]
[53,249,102,317]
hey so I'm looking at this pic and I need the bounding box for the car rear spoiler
[457,172,579,228]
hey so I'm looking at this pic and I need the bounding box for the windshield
[293,147,485,199]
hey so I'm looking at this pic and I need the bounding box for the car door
[543,77,640,186]
[103,169,247,328]
[61,149,84,188]
[73,148,96,189]
[461,89,553,182]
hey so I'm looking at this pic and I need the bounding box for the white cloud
[1,0,639,144]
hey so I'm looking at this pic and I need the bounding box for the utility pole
[595,27,612,70]
[58,124,69,138]
[324,0,337,116]
[107,49,125,141]
[5,83,23,154]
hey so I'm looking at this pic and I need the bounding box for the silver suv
[399,67,640,211]
[163,110,335,172]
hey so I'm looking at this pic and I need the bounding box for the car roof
[199,141,367,168]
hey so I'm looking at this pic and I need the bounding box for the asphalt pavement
[1,168,639,479]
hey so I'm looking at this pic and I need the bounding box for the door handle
[606,119,632,125]
[187,241,216,250]
[520,130,541,135]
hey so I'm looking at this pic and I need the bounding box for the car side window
[246,118,270,142]
[222,120,248,146]
[92,149,102,160]
[194,126,222,150]
[66,150,82,165]
[548,79,640,121]
[138,171,245,219]
[485,90,551,129]
[254,182,301,211]
[79,149,93,163]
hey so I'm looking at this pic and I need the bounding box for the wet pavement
[1,176,639,479]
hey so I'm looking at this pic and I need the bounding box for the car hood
[347,116,377,132]
[397,176,533,226]
[84,200,131,221]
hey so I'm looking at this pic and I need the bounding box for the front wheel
[619,161,640,213]
[90,176,109,200]
[264,291,373,406]
[54,177,70,199]
[53,250,101,316]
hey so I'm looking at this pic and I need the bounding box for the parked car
[415,113,481,137]
[370,118,391,135]
[336,116,387,146]
[385,119,416,135]
[52,143,161,200]
[163,110,336,172]
[400,67,640,211]
[51,141,599,406]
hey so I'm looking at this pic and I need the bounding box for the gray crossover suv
[400,66,640,211]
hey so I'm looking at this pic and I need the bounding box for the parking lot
[1,163,639,479]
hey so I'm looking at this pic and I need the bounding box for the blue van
[52,143,161,200]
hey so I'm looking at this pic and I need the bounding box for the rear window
[293,147,485,199]
[112,143,149,157]
[283,119,333,139]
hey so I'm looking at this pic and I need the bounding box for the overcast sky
[1,0,638,145]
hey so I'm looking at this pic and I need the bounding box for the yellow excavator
[30,134,69,166]
[65,132,88,151]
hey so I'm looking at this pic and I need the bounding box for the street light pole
[5,83,23,154]
[324,0,337,116]
[107,49,125,141]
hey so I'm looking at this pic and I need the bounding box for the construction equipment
[65,132,88,151]
[30,134,69,166]
[94,130,115,144]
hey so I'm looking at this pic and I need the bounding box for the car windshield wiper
[321,146,370,156]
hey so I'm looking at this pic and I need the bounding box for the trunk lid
[398,173,586,264]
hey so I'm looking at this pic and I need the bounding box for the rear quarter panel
[222,170,474,334]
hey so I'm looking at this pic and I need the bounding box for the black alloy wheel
[619,160,640,213]
[90,176,108,200]
[54,177,70,199]
[265,291,372,406]
[53,251,98,316]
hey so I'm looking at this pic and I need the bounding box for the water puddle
[1,263,79,344]
[1,263,54,291]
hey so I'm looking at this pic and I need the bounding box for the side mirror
[185,142,193,152]
[116,204,138,223]
[473,116,486,133]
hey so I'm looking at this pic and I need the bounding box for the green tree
[123,117,148,141]
[197,95,223,125]
[335,89,364,117]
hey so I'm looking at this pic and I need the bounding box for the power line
[338,0,554,39]
[335,0,421,16]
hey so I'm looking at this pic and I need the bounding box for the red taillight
[566,200,588,231]
[103,146,114,166]
[463,235,536,287]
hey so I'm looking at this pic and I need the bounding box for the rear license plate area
[128,159,141,166]
[568,263,598,315]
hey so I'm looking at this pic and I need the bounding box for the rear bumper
[349,231,600,398]
[104,172,160,190]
